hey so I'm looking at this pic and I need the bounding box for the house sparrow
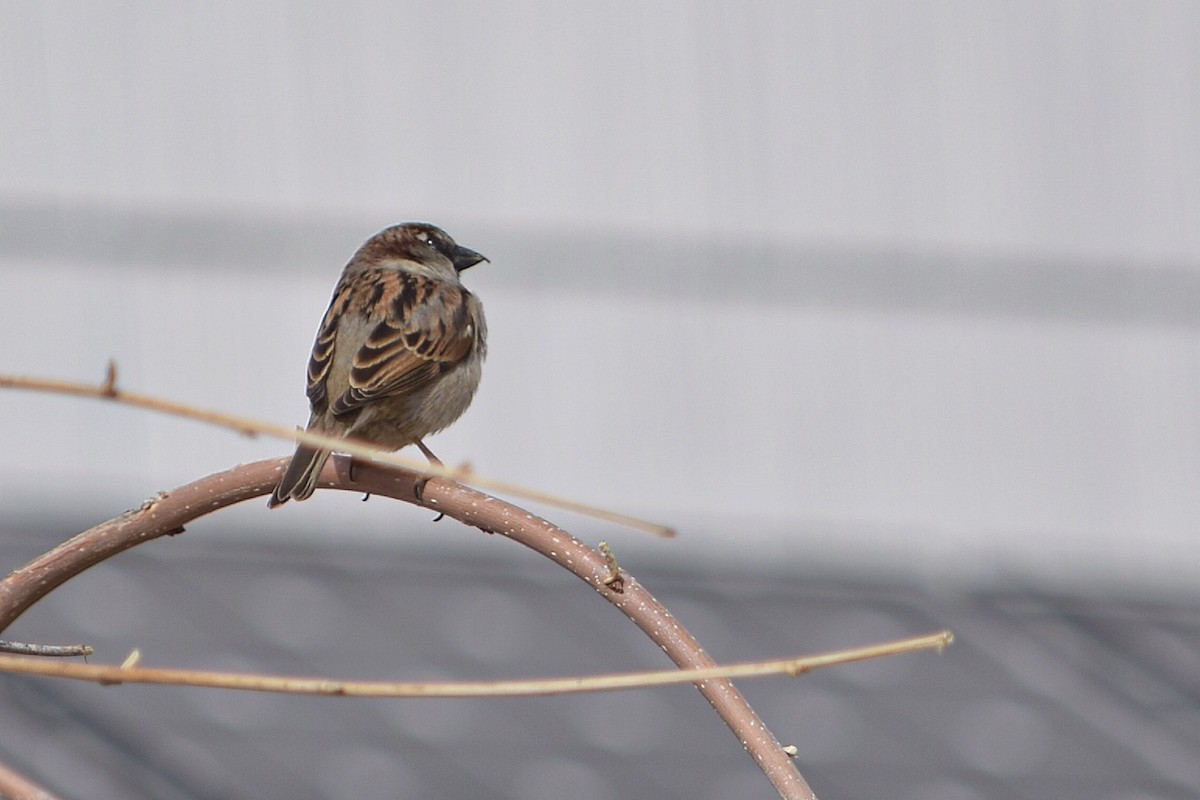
[268,222,488,507]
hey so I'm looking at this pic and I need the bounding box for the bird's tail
[268,445,333,507]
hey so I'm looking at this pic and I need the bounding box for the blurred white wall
[1,2,1197,595]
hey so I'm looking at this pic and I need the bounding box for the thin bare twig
[0,371,674,538]
[0,456,818,799]
[0,640,93,658]
[0,631,953,696]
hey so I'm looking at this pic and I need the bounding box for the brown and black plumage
[269,222,487,507]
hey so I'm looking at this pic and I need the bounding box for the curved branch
[0,457,815,799]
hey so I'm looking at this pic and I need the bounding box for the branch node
[598,541,625,593]
[139,491,167,511]
[100,359,119,397]
[101,648,141,685]
[783,661,811,678]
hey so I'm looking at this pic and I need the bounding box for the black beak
[452,245,488,272]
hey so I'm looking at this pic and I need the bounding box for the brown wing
[304,277,350,412]
[311,269,478,417]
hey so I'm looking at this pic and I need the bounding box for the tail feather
[268,446,333,507]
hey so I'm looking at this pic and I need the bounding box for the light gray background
[2,2,1197,594]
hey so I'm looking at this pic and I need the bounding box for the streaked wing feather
[329,272,477,415]
[305,281,352,410]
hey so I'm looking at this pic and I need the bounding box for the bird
[268,222,488,507]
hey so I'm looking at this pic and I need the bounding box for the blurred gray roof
[2,523,1197,799]
[3,1,1199,592]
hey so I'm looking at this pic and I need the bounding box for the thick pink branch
[0,456,814,799]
